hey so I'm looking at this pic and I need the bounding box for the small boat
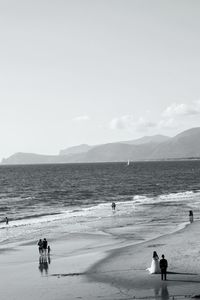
[127,160,130,166]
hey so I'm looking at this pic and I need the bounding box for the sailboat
[127,160,130,166]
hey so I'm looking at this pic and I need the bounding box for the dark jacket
[38,240,43,248]
[43,239,48,249]
[159,258,168,270]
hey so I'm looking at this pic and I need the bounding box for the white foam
[1,189,200,246]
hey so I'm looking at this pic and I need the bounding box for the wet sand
[0,222,200,299]
[88,221,200,299]
[0,232,124,300]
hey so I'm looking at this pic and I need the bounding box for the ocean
[0,161,200,246]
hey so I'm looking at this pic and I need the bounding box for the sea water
[0,161,200,246]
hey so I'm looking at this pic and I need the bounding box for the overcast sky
[0,0,200,159]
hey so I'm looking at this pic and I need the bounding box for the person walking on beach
[159,254,168,280]
[189,210,193,223]
[38,239,43,254]
[5,217,9,225]
[43,238,48,255]
[111,202,116,211]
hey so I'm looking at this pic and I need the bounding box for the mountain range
[2,127,200,164]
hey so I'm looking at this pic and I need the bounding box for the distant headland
[2,127,200,165]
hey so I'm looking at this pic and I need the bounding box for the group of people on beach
[147,251,168,281]
[37,238,50,255]
[34,207,192,281]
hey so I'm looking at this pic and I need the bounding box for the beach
[88,221,200,299]
[0,161,200,299]
[0,221,200,299]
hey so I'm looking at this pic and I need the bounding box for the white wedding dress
[147,257,160,274]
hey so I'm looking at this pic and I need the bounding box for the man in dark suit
[159,254,168,280]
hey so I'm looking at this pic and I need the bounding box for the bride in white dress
[147,251,160,274]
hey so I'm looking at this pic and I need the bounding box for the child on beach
[47,245,51,254]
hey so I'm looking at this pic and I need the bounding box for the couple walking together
[38,238,50,255]
[147,251,168,280]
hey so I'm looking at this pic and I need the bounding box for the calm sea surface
[0,161,200,245]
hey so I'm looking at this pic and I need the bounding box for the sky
[1,0,200,160]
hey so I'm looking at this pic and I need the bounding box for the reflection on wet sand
[38,254,51,275]
[154,283,169,300]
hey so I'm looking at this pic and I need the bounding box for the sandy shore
[88,221,200,299]
[0,232,125,300]
[1,222,200,299]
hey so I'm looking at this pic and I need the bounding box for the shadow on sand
[167,271,198,276]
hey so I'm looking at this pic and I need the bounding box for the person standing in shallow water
[111,202,116,211]
[5,217,9,225]
[189,210,193,223]
[159,254,168,280]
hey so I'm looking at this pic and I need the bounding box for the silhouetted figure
[5,217,9,225]
[189,210,193,223]
[38,239,43,254]
[43,238,48,255]
[159,254,168,280]
[111,202,116,211]
[47,245,51,254]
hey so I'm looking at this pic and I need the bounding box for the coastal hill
[59,144,92,156]
[121,134,170,145]
[1,127,200,164]
[149,127,200,159]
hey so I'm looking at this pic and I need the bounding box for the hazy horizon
[1,0,200,160]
